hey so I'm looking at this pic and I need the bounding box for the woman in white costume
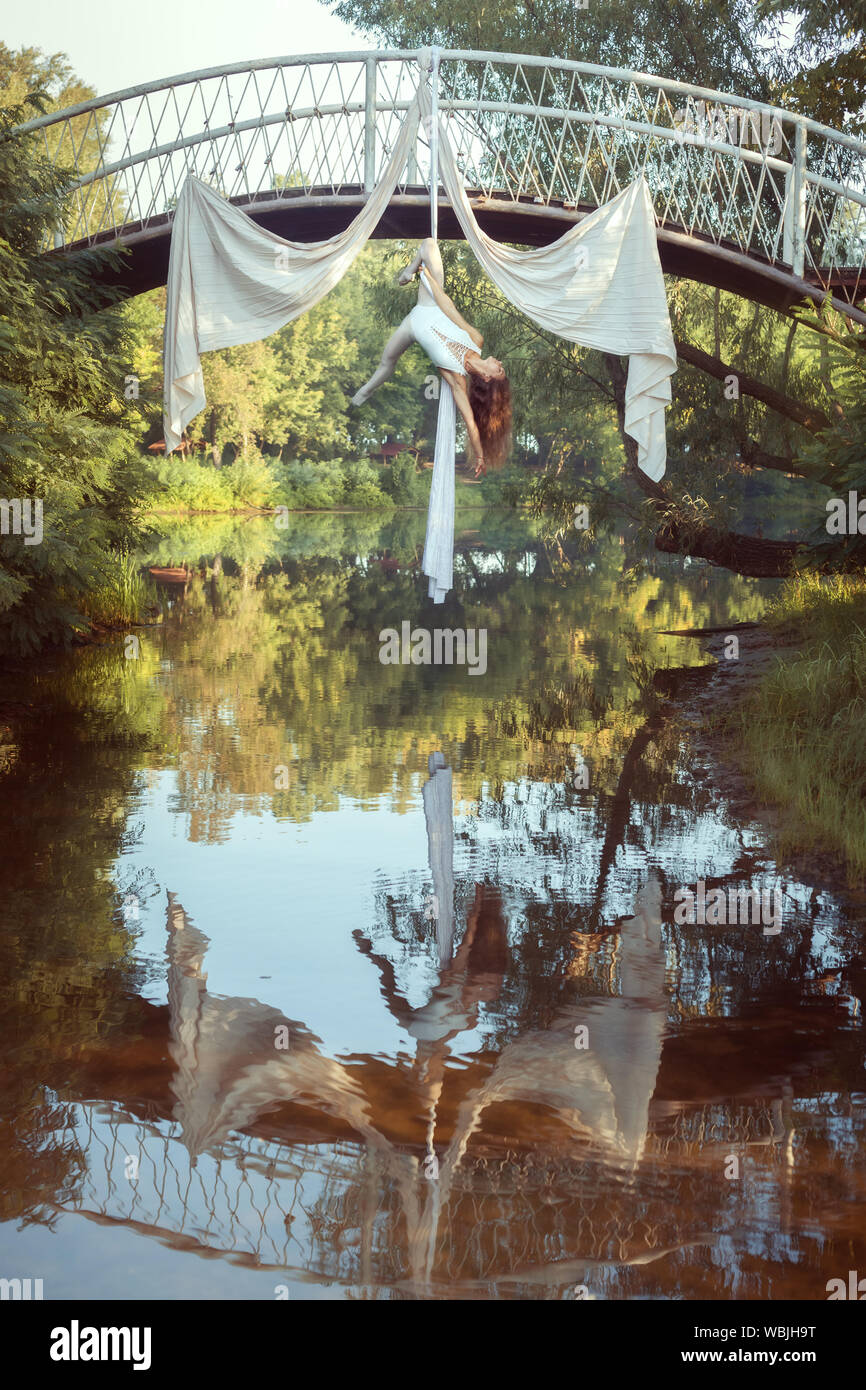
[351,237,511,476]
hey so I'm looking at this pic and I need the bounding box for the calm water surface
[1,512,863,1300]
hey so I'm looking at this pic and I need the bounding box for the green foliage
[271,457,394,510]
[755,0,865,133]
[341,458,397,508]
[730,573,866,875]
[792,328,866,570]
[82,552,154,627]
[144,452,397,512]
[0,91,148,655]
[148,452,279,511]
[327,0,776,99]
[379,454,427,506]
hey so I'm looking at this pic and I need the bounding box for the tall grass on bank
[730,574,866,876]
[82,552,152,628]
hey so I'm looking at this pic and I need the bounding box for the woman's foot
[396,264,418,287]
[350,388,368,407]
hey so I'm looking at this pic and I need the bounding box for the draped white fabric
[162,62,676,603]
[162,87,422,453]
[417,80,676,487]
[422,384,457,602]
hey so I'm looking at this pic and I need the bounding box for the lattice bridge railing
[13,49,866,308]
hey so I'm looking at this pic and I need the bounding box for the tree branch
[674,338,832,433]
[734,435,806,477]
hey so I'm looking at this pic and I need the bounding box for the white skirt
[409,303,475,375]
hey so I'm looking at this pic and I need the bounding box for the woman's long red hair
[468,372,512,471]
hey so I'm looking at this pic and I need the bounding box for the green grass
[83,552,152,627]
[729,573,866,876]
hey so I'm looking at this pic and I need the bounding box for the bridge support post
[364,56,377,193]
[784,120,807,278]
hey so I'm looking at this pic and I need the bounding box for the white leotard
[408,269,476,375]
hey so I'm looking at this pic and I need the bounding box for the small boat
[147,566,190,585]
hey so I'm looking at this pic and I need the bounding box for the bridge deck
[57,187,865,322]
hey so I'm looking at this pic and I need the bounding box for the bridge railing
[12,49,866,301]
[41,1095,798,1290]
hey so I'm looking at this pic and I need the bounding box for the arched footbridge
[15,48,866,324]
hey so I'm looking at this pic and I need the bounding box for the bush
[341,459,394,510]
[149,457,235,511]
[380,454,426,506]
[225,450,278,509]
[141,453,429,515]
[271,458,346,509]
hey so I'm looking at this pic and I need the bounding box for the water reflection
[422,751,455,969]
[0,514,864,1299]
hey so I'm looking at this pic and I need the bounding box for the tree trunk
[734,437,804,477]
[603,353,804,579]
[653,519,802,576]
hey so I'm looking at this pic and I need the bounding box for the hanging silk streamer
[417,79,677,488]
[421,383,457,602]
[162,85,423,452]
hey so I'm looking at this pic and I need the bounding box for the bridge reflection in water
[39,757,830,1299]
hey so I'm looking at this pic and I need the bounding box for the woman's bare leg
[351,316,415,405]
[400,238,482,346]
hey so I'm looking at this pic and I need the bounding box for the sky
[3,0,370,97]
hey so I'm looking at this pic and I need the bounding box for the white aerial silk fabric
[162,85,423,452]
[162,62,676,602]
[422,385,458,602]
[417,79,676,488]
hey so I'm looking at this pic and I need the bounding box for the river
[0,511,863,1300]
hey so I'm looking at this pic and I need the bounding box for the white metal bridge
[14,49,866,322]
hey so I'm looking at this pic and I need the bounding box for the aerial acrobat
[350,237,512,476]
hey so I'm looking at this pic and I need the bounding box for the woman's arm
[441,368,486,476]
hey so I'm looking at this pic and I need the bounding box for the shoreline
[143,502,502,517]
[674,624,860,897]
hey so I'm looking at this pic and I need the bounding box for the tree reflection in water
[0,516,863,1299]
